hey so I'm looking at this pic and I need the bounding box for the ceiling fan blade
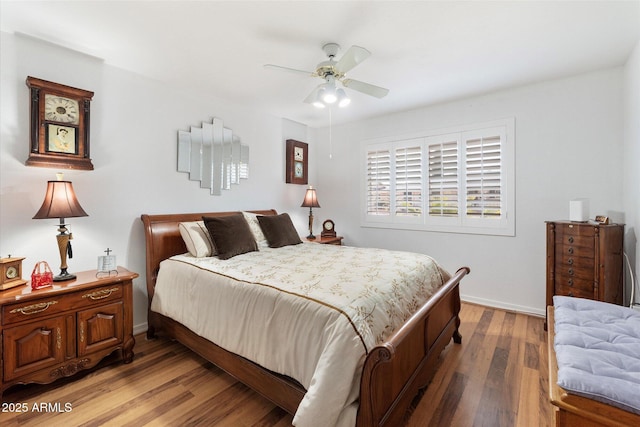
[303,85,323,104]
[335,45,371,74]
[342,79,389,98]
[264,64,316,77]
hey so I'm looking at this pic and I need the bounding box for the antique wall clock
[25,76,94,170]
[285,139,308,185]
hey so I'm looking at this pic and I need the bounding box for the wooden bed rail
[358,266,469,427]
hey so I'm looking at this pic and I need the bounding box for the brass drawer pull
[10,301,59,315]
[82,288,118,300]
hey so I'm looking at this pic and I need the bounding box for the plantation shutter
[428,139,459,217]
[395,145,422,216]
[362,119,513,236]
[465,134,502,218]
[366,147,391,216]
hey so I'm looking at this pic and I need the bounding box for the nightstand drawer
[2,284,123,326]
[70,284,123,309]
[3,297,67,325]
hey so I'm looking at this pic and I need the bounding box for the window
[366,145,391,216]
[362,118,515,236]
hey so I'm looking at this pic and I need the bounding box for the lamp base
[54,271,76,282]
[307,233,316,240]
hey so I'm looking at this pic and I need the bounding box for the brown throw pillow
[202,214,258,259]
[257,213,302,248]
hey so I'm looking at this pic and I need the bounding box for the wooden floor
[1,303,552,426]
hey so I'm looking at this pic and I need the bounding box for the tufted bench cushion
[553,296,640,415]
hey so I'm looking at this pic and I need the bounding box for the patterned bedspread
[151,242,450,427]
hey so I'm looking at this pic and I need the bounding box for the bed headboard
[140,209,277,305]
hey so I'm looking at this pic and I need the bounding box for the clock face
[44,94,80,124]
[6,266,18,279]
[324,220,334,231]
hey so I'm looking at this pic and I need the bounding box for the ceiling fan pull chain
[329,107,333,159]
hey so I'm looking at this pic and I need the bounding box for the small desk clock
[321,219,337,238]
[0,256,28,290]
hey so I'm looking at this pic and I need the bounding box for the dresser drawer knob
[568,236,574,243]
[567,258,574,265]
[568,268,574,276]
[568,247,574,254]
[82,287,118,300]
[10,300,59,315]
[568,279,574,287]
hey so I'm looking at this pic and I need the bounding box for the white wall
[313,68,625,315]
[2,31,635,326]
[0,33,313,333]
[623,40,640,306]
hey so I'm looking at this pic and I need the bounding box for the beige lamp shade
[33,180,88,220]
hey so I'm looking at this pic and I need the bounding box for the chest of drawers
[546,221,624,308]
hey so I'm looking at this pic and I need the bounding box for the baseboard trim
[134,322,148,336]
[461,295,546,317]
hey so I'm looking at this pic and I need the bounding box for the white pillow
[242,211,268,248]
[178,221,214,257]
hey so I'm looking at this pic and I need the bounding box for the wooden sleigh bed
[141,210,469,427]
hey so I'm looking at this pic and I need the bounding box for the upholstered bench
[547,296,640,426]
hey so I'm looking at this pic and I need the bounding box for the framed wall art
[25,76,94,170]
[285,139,308,185]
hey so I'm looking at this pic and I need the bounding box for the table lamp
[301,186,320,239]
[33,177,88,281]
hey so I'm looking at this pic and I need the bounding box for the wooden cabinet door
[77,302,123,356]
[3,316,66,381]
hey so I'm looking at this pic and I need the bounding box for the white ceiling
[2,1,639,128]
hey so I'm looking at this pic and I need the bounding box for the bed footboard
[358,266,469,427]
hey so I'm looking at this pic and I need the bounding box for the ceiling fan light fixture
[313,87,327,108]
[337,88,350,108]
[322,76,337,104]
[322,88,337,104]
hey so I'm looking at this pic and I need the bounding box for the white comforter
[151,242,450,427]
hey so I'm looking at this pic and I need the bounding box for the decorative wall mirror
[177,117,249,195]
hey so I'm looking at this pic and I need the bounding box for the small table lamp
[33,178,88,281]
[301,186,320,239]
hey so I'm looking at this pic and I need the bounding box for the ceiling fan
[264,43,389,108]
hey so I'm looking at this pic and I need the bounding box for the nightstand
[307,236,343,245]
[1,267,138,398]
